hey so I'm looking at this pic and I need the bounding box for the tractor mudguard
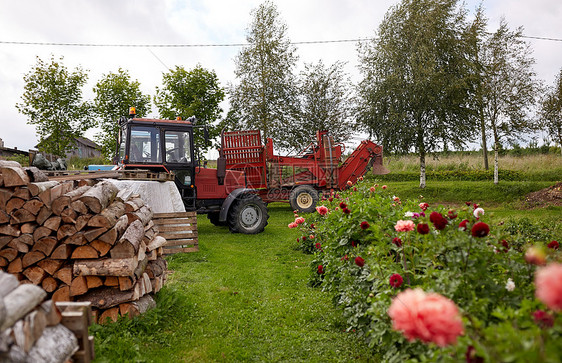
[219,188,255,222]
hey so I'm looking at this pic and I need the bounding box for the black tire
[207,212,226,226]
[227,194,269,234]
[289,185,319,214]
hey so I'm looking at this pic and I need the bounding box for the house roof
[35,136,100,150]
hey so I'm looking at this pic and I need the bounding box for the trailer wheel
[228,194,269,234]
[207,212,226,226]
[290,185,319,214]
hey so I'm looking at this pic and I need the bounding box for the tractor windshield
[165,131,191,163]
[130,126,162,163]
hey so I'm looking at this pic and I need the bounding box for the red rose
[317,265,324,274]
[389,273,403,288]
[392,237,402,247]
[429,211,442,223]
[355,256,365,267]
[433,217,448,230]
[417,223,430,235]
[533,310,554,328]
[471,222,489,238]
[465,201,472,206]
[360,221,370,230]
[315,242,322,250]
[351,240,358,248]
[447,210,457,219]
[459,219,469,231]
[339,202,347,209]
[548,240,559,249]
[342,207,351,214]
[500,239,509,252]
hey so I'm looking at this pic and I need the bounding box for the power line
[0,34,559,48]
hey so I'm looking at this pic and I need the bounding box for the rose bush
[291,182,562,361]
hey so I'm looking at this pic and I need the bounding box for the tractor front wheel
[228,194,269,234]
[289,185,319,214]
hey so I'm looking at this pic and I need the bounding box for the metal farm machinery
[219,130,389,213]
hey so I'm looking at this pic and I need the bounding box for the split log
[22,251,46,268]
[0,271,20,297]
[43,216,62,231]
[20,223,37,234]
[75,287,134,309]
[0,188,14,210]
[35,206,53,225]
[69,276,88,297]
[27,325,79,363]
[24,166,48,182]
[0,235,12,249]
[51,244,73,260]
[49,182,73,204]
[28,181,59,197]
[10,208,37,224]
[54,266,73,286]
[119,303,140,319]
[85,276,103,289]
[60,207,77,224]
[73,255,139,277]
[1,166,30,187]
[37,259,64,275]
[22,199,44,215]
[75,214,91,231]
[98,306,120,324]
[57,224,77,240]
[33,226,52,242]
[32,236,58,256]
[22,265,47,285]
[116,187,134,203]
[0,283,46,330]
[11,319,35,353]
[126,205,153,226]
[15,233,34,247]
[70,200,89,215]
[0,209,10,224]
[147,235,167,251]
[84,227,108,242]
[41,276,59,293]
[52,285,70,302]
[88,201,125,229]
[110,220,144,259]
[8,238,29,253]
[70,245,99,259]
[79,181,119,214]
[124,197,144,213]
[6,197,25,213]
[0,160,23,167]
[0,247,18,262]
[133,256,149,280]
[132,294,156,315]
[64,231,87,246]
[0,223,21,236]
[39,300,62,326]
[97,214,128,245]
[104,276,119,287]
[51,197,70,216]
[13,187,31,201]
[0,256,7,268]
[118,276,135,291]
[90,240,111,257]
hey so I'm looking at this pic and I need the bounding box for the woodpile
[0,270,95,363]
[0,161,168,324]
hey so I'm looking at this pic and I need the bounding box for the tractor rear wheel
[227,194,269,234]
[289,185,319,214]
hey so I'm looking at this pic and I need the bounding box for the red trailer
[219,130,389,213]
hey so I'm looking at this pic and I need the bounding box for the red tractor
[219,129,389,213]
[114,109,269,234]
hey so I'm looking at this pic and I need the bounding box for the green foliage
[155,65,225,153]
[540,67,562,153]
[292,181,561,361]
[93,68,151,160]
[4,154,30,167]
[357,0,477,187]
[227,1,300,150]
[66,156,108,170]
[16,55,92,157]
[295,60,354,150]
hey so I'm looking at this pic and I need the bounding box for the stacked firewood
[0,270,81,362]
[0,161,168,324]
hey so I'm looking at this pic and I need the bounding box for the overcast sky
[0,0,561,152]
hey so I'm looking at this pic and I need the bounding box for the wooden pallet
[55,301,95,363]
[153,212,198,254]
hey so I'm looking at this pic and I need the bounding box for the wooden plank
[163,239,197,247]
[163,246,198,254]
[153,212,196,219]
[152,217,196,225]
[156,224,197,232]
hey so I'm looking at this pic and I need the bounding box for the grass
[91,203,378,362]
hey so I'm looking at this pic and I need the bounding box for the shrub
[291,181,562,361]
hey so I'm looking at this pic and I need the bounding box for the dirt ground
[523,182,562,208]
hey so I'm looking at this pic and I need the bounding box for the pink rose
[388,288,463,347]
[535,263,562,311]
[394,220,415,232]
[295,217,305,225]
[370,186,376,193]
[288,222,297,229]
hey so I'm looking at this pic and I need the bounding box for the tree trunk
[493,127,500,185]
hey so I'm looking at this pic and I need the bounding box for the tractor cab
[114,108,199,210]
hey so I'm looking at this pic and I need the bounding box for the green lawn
[91,203,377,362]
